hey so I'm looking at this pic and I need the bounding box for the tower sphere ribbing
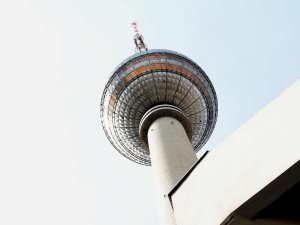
[100,49,218,166]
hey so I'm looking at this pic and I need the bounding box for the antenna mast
[131,21,148,52]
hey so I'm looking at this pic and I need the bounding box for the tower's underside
[100,49,218,165]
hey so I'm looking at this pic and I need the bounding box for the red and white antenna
[131,21,148,52]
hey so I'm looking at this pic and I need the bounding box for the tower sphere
[100,49,218,166]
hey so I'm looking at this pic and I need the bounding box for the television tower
[100,22,218,225]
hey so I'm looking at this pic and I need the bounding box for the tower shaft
[148,117,198,225]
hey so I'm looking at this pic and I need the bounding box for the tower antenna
[131,21,148,52]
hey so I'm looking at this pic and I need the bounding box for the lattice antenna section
[131,21,148,52]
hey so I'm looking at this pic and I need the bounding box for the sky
[0,0,299,225]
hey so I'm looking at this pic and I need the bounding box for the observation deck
[100,49,218,165]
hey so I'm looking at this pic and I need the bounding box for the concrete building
[169,79,300,225]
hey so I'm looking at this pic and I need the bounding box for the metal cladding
[100,49,218,166]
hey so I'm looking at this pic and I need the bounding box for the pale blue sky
[0,0,299,225]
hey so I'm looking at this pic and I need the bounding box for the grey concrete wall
[170,79,300,225]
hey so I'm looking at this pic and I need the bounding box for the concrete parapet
[169,79,300,225]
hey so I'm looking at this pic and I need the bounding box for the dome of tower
[100,49,218,165]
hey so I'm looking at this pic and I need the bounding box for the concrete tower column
[148,116,198,225]
[139,105,198,225]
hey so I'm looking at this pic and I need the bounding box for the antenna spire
[131,21,148,52]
